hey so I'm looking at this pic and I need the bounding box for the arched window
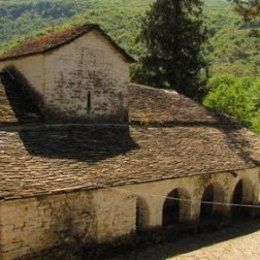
[200,183,225,221]
[162,188,191,226]
[231,178,254,219]
[87,92,91,113]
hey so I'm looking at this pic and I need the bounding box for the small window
[87,92,91,113]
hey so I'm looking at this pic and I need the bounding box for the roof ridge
[0,23,134,62]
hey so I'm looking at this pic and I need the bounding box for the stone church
[0,24,259,259]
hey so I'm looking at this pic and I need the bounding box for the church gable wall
[43,30,129,122]
[0,30,130,123]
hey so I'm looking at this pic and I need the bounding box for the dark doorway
[200,185,214,220]
[163,189,180,226]
[200,183,225,221]
[232,180,253,219]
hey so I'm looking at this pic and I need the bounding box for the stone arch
[136,197,150,231]
[162,188,191,226]
[200,183,225,220]
[231,178,254,219]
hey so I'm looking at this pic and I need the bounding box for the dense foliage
[229,0,260,21]
[204,75,260,133]
[0,0,259,133]
[0,0,258,77]
[132,0,208,101]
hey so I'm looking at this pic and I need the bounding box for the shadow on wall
[0,66,129,124]
[0,67,258,166]
[0,66,44,124]
[0,66,139,163]
[15,218,260,259]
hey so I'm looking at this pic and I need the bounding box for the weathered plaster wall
[0,168,258,259]
[0,188,135,260]
[93,189,136,243]
[0,55,45,109]
[0,30,130,123]
[44,30,129,122]
[0,192,96,260]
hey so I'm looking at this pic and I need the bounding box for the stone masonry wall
[44,30,129,123]
[0,168,259,259]
[0,202,3,260]
[0,188,136,260]
[93,189,136,243]
[0,192,96,260]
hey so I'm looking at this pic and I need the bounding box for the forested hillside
[0,0,259,133]
[0,0,258,77]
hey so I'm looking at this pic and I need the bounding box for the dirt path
[108,219,260,260]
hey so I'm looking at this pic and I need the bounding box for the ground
[109,219,260,260]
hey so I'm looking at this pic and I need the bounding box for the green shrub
[203,75,260,133]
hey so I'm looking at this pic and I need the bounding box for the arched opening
[200,183,225,221]
[232,178,254,219]
[162,188,191,227]
[136,197,149,232]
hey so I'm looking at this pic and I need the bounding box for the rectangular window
[87,92,91,113]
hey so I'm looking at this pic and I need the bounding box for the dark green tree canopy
[132,0,208,101]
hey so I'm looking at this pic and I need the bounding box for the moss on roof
[0,23,134,63]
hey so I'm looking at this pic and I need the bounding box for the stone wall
[0,202,3,260]
[0,192,96,259]
[0,189,135,260]
[43,30,129,122]
[93,189,136,243]
[0,168,259,259]
[0,29,130,123]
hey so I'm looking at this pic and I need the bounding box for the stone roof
[128,83,232,125]
[0,125,259,200]
[0,24,134,63]
[0,82,259,200]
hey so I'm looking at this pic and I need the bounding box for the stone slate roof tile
[0,82,259,200]
[129,83,232,125]
[0,125,259,200]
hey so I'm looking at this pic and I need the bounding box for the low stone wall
[0,192,95,259]
[0,168,259,259]
[0,188,135,260]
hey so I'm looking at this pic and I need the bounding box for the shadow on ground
[107,218,260,260]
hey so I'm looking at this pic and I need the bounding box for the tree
[131,0,208,101]
[203,75,260,133]
[229,0,260,21]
